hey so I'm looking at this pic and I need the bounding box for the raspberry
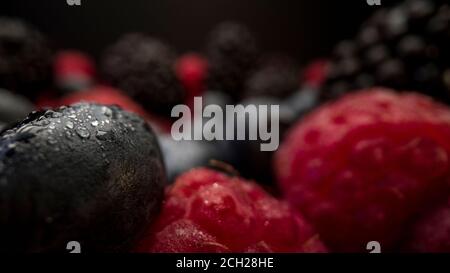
[175,53,208,106]
[274,89,450,252]
[54,50,96,94]
[206,22,260,101]
[0,17,53,99]
[136,168,327,253]
[320,0,450,104]
[402,198,450,252]
[302,59,330,89]
[58,85,172,133]
[100,33,184,115]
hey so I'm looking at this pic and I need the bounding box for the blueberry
[0,103,166,252]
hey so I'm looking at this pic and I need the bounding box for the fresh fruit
[58,85,172,133]
[274,89,450,252]
[320,0,450,103]
[244,56,299,99]
[175,53,208,105]
[136,168,327,253]
[0,103,166,252]
[402,198,450,252]
[302,59,330,88]
[53,50,96,94]
[0,17,53,99]
[0,88,34,124]
[101,33,184,115]
[206,22,260,101]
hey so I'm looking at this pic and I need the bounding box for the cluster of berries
[0,0,449,253]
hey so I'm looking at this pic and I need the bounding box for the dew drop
[76,127,90,139]
[51,112,62,118]
[102,106,112,117]
[96,130,108,140]
[91,121,99,127]
[65,121,74,129]
[47,137,57,145]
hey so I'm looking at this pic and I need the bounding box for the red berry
[136,168,327,253]
[302,59,329,88]
[403,198,450,252]
[59,85,172,133]
[54,50,96,93]
[274,88,450,252]
[175,53,208,107]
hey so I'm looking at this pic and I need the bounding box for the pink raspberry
[274,88,450,252]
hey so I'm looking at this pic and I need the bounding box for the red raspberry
[403,198,450,252]
[54,50,96,93]
[54,51,96,79]
[136,168,327,253]
[59,85,172,133]
[302,59,329,88]
[175,53,208,108]
[274,88,450,252]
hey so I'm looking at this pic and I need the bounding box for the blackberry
[244,55,299,99]
[101,33,184,116]
[0,17,53,100]
[320,0,450,103]
[206,22,260,101]
[0,103,166,252]
[0,88,34,124]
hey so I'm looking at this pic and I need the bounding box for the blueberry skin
[0,103,166,252]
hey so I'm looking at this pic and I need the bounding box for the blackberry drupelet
[101,33,184,115]
[320,0,450,103]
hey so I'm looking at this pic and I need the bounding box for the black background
[0,0,400,64]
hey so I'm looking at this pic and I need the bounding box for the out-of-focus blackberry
[0,88,34,124]
[206,22,260,101]
[244,55,299,99]
[0,17,53,100]
[321,0,450,103]
[101,33,185,116]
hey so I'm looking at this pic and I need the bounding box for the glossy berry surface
[0,103,166,252]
